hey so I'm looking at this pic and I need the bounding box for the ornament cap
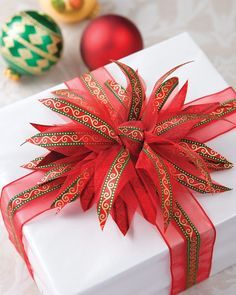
[51,1,65,13]
[4,67,21,81]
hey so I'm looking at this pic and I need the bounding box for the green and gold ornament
[0,11,63,80]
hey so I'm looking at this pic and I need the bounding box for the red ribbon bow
[22,61,235,231]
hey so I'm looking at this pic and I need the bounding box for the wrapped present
[1,33,236,295]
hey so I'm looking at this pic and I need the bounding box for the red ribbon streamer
[1,63,236,294]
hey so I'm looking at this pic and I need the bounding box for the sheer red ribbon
[1,62,236,294]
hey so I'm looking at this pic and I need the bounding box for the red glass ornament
[80,14,143,70]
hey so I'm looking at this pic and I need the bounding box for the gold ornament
[39,0,99,23]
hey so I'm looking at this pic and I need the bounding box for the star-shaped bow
[23,61,236,234]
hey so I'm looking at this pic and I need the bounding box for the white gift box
[0,33,236,295]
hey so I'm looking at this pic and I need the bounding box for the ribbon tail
[112,182,138,235]
[80,179,95,211]
[189,98,236,142]
[144,77,179,130]
[113,61,145,121]
[51,165,94,211]
[180,138,233,170]
[96,147,133,230]
[136,143,173,230]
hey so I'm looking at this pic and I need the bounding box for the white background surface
[0,1,236,295]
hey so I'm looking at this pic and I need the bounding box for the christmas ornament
[0,11,63,80]
[80,14,143,70]
[39,0,99,23]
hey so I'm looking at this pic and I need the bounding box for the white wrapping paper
[0,33,236,295]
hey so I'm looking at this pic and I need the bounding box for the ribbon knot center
[117,123,144,156]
